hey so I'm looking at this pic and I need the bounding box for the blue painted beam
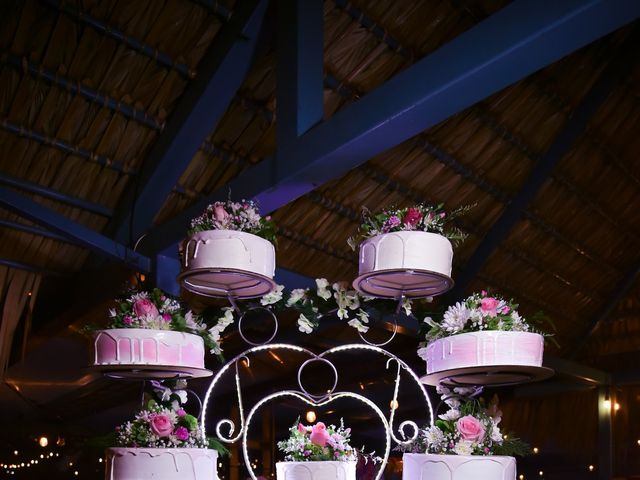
[0,258,65,276]
[0,174,113,217]
[277,0,324,144]
[108,0,268,245]
[0,218,80,246]
[0,188,151,273]
[142,0,640,253]
[448,26,640,300]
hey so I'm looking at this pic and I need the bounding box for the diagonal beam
[108,0,268,245]
[0,188,151,273]
[142,0,640,253]
[448,26,640,299]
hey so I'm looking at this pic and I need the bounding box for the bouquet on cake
[421,290,547,345]
[398,387,528,457]
[188,198,276,243]
[106,288,229,355]
[347,203,470,250]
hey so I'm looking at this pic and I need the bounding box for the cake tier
[419,331,544,375]
[402,453,516,480]
[358,231,453,277]
[93,329,205,369]
[105,448,218,480]
[182,230,275,279]
[276,461,356,480]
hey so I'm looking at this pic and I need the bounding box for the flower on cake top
[106,288,231,356]
[422,291,534,344]
[347,203,471,250]
[396,387,529,457]
[114,380,219,450]
[278,418,380,463]
[188,199,276,244]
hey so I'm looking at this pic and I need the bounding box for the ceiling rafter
[0,119,134,176]
[1,51,165,131]
[40,0,197,78]
[107,0,268,245]
[450,26,640,299]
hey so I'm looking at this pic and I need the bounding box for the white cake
[93,329,205,369]
[357,231,452,277]
[418,331,544,375]
[276,461,356,480]
[105,448,218,480]
[402,453,516,480]
[182,230,275,278]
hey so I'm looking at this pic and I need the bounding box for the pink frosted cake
[276,461,356,480]
[402,453,516,480]
[105,448,218,480]
[357,231,453,277]
[93,329,205,369]
[182,230,275,278]
[419,331,544,375]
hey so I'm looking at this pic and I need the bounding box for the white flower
[348,318,369,333]
[337,307,349,320]
[491,425,503,443]
[402,297,412,316]
[510,311,529,331]
[438,408,461,421]
[356,310,370,324]
[424,426,445,448]
[442,302,471,333]
[346,292,360,310]
[261,284,284,306]
[109,308,117,318]
[297,314,314,334]
[286,288,307,306]
[453,440,474,456]
[424,316,439,328]
[316,278,332,300]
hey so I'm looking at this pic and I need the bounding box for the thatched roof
[1,0,640,478]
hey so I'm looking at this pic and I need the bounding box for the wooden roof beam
[144,0,640,254]
[107,0,268,245]
[448,27,640,299]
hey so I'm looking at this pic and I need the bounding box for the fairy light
[539,471,543,476]
[614,402,620,411]
[390,399,399,410]
[38,436,48,447]
[588,465,595,472]
[533,447,539,454]
[637,439,640,446]
[305,410,316,423]
[519,475,524,480]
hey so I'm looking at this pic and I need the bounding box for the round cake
[419,331,544,375]
[93,329,205,369]
[105,448,218,480]
[402,453,516,480]
[276,461,356,480]
[182,230,275,278]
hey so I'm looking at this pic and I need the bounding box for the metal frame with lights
[200,308,434,480]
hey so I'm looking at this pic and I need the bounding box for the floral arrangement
[397,386,528,457]
[347,203,470,250]
[278,419,380,463]
[421,291,535,345]
[114,380,226,453]
[106,288,232,356]
[188,199,276,244]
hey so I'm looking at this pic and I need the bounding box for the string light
[533,447,539,454]
[519,475,524,480]
[38,436,48,447]
[389,399,399,410]
[588,465,595,472]
[614,402,620,411]
[539,471,543,477]
[305,410,316,423]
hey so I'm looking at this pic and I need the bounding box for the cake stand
[353,269,454,299]
[178,267,277,300]
[420,365,554,387]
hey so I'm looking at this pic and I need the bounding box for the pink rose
[213,204,229,222]
[150,414,173,437]
[123,316,133,326]
[481,290,487,296]
[297,423,307,434]
[404,208,422,226]
[480,297,499,317]
[456,415,486,442]
[500,306,510,315]
[309,422,330,447]
[176,408,186,417]
[162,313,172,322]
[133,298,159,318]
[174,426,189,441]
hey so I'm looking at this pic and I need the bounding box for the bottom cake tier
[276,461,356,480]
[105,448,218,480]
[402,453,516,480]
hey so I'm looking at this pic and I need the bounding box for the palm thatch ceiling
[1,0,640,478]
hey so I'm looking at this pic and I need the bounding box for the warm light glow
[539,471,543,476]
[603,399,611,410]
[637,439,640,446]
[98,458,103,463]
[519,475,524,480]
[13,451,17,456]
[139,274,146,282]
[305,410,317,423]
[390,399,399,410]
[614,402,620,411]
[38,436,48,448]
[40,455,43,459]
[588,465,595,472]
[74,471,79,476]
[69,462,73,466]
[533,447,539,454]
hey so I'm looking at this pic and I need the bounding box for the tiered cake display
[179,200,277,299]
